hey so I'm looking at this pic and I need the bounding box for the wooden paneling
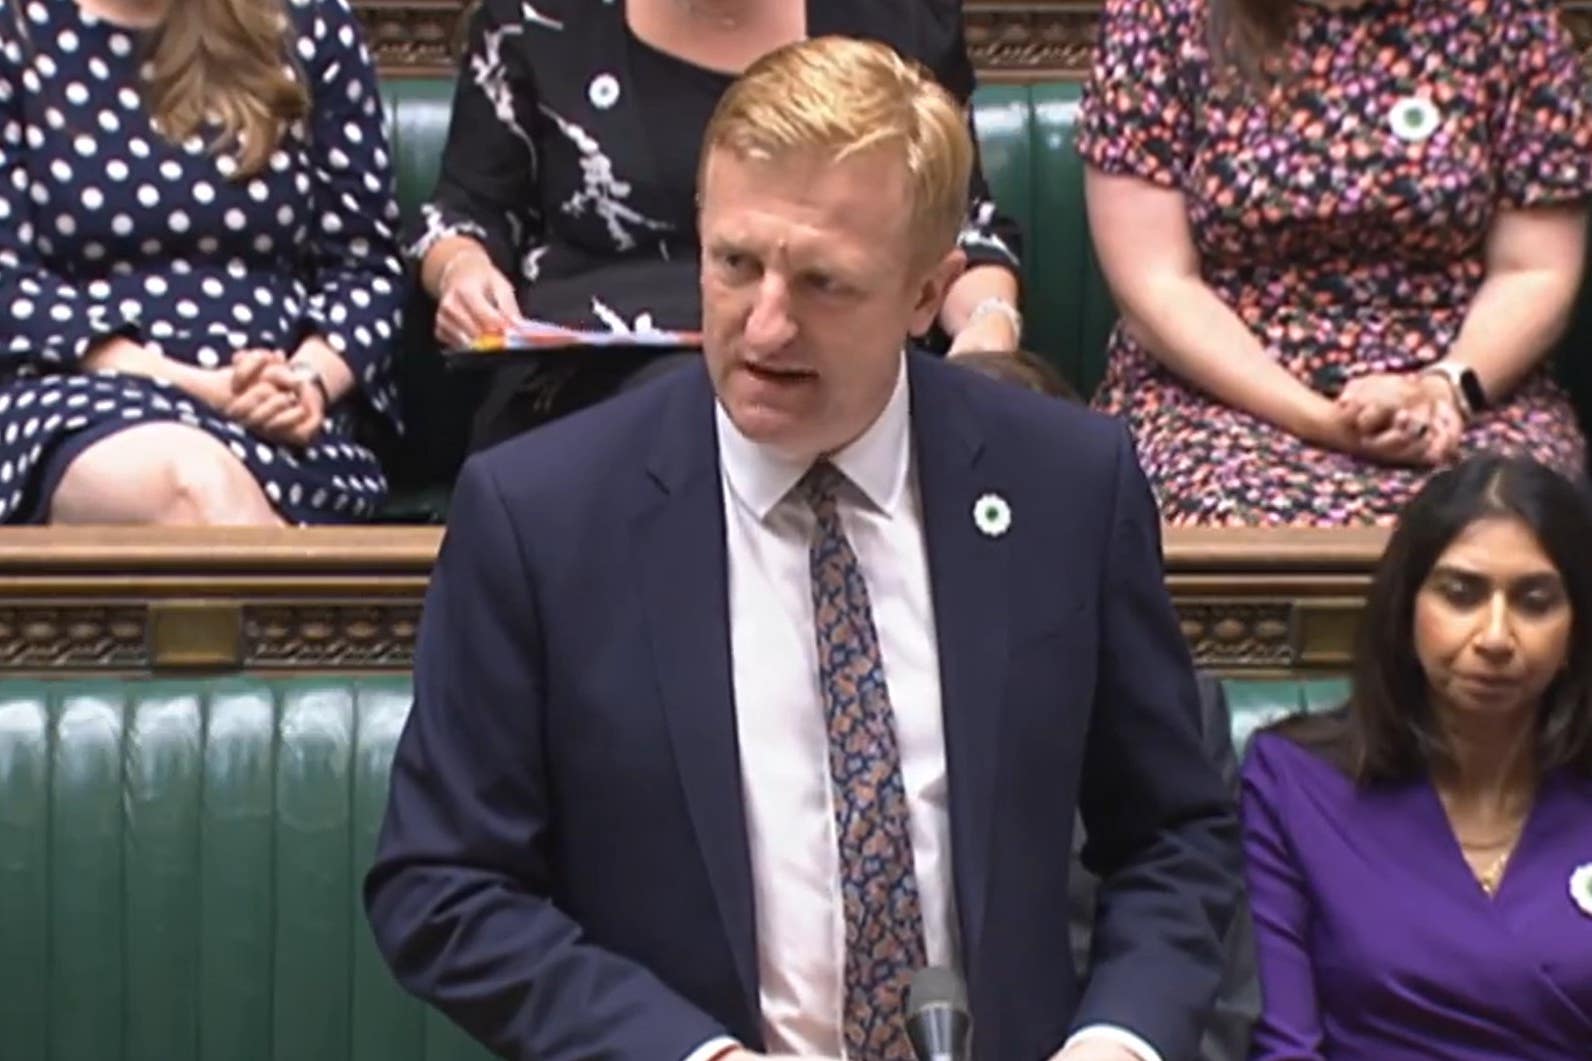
[0,525,1386,675]
[353,1,1592,81]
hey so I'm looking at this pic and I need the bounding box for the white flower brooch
[1571,862,1592,918]
[972,492,1011,538]
[588,73,621,111]
[1389,95,1441,143]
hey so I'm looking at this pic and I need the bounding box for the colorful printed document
[468,317,702,352]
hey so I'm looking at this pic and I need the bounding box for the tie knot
[797,460,846,513]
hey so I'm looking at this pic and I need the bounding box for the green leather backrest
[1224,677,1349,752]
[0,673,1340,1061]
[0,679,492,1061]
[382,79,483,499]
[954,82,1116,396]
[379,76,1592,498]
[376,78,1118,496]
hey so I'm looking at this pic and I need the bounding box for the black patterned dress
[0,0,403,523]
[417,0,1022,443]
[1078,0,1591,525]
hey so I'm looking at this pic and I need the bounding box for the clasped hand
[226,349,326,447]
[1323,371,1464,466]
[81,339,325,446]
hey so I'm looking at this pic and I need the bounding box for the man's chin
[723,398,823,455]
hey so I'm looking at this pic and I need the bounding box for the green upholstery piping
[1223,677,1349,752]
[0,674,1340,1059]
[0,673,1344,1061]
[0,679,491,1061]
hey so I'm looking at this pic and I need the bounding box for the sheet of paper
[470,318,703,352]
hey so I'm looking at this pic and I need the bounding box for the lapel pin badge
[1389,95,1440,142]
[1571,862,1592,918]
[973,493,1011,538]
[589,73,621,110]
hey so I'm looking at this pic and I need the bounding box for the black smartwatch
[1422,361,1488,418]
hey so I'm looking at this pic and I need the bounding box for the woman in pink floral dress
[1078,0,1592,525]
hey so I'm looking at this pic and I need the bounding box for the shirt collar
[715,353,912,521]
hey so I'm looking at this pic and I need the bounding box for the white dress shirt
[684,356,1160,1061]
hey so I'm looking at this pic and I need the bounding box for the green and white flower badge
[1389,95,1441,143]
[1572,862,1592,918]
[973,492,1011,538]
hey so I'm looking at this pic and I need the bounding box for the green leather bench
[377,77,1592,516]
[0,674,1343,1060]
[374,79,1123,514]
[0,678,488,1061]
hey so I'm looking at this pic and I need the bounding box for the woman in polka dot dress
[1077,0,1592,526]
[0,0,403,524]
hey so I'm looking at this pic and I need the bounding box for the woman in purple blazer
[1241,455,1592,1059]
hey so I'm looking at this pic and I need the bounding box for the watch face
[1459,369,1488,412]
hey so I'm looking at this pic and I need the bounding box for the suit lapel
[909,356,1010,981]
[634,371,760,1028]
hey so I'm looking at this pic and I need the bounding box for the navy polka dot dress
[0,0,404,523]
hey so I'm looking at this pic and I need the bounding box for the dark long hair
[1207,0,1294,86]
[1272,457,1592,782]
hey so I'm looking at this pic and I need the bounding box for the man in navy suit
[366,36,1240,1061]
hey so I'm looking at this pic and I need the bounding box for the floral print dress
[1077,0,1592,525]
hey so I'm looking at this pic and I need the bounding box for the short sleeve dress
[1077,0,1592,525]
[414,0,1023,444]
[0,0,404,523]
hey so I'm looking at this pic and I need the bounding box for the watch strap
[1422,361,1485,418]
[288,362,332,409]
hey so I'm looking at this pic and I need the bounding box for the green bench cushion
[0,673,1342,1060]
[0,678,491,1061]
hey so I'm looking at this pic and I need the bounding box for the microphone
[906,966,972,1061]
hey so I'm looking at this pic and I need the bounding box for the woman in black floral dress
[1078,0,1591,525]
[0,0,402,524]
[417,0,1025,447]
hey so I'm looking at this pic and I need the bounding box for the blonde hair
[142,0,310,179]
[701,36,972,268]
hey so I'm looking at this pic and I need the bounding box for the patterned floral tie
[799,461,927,1061]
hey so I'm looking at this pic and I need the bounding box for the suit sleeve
[1070,425,1244,1060]
[1239,737,1328,1061]
[363,458,729,1061]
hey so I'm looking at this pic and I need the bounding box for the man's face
[699,145,964,460]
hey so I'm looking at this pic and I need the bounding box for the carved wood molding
[0,525,1386,675]
[964,1,1101,82]
[354,1,1592,81]
[0,528,432,674]
[1176,601,1296,670]
[245,603,422,668]
[358,0,464,78]
[0,605,149,669]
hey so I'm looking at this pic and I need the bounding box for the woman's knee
[163,439,280,524]
[51,424,281,525]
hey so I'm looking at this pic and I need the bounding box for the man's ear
[907,247,967,337]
